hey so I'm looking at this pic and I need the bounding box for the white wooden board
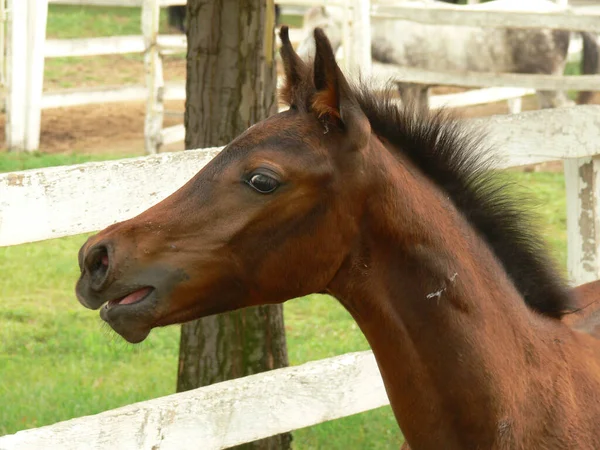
[373,63,600,91]
[0,351,389,450]
[372,1,600,32]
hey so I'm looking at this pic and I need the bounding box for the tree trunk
[178,1,291,449]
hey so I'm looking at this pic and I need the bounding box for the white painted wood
[568,33,583,63]
[163,81,185,100]
[142,0,164,154]
[45,35,146,57]
[48,0,186,5]
[0,147,223,246]
[342,3,352,71]
[24,0,49,152]
[44,34,187,58]
[0,0,6,88]
[6,0,49,151]
[48,0,145,5]
[467,106,600,169]
[6,0,28,150]
[428,87,534,109]
[6,0,47,151]
[349,0,372,76]
[372,62,600,91]
[160,123,185,145]
[371,1,600,32]
[507,97,523,114]
[276,0,347,7]
[564,156,600,285]
[40,82,185,109]
[2,106,600,247]
[0,351,389,450]
[156,33,187,52]
[42,85,149,108]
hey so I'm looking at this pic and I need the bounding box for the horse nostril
[85,244,110,289]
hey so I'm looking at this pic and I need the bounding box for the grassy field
[0,153,568,448]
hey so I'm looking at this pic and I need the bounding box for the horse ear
[279,26,311,110]
[312,28,370,148]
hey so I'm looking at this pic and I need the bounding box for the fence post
[5,0,48,152]
[564,156,600,285]
[6,0,27,150]
[25,0,49,151]
[507,97,522,114]
[142,0,164,155]
[349,0,371,77]
[0,0,6,88]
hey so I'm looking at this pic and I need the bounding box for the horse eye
[248,173,279,194]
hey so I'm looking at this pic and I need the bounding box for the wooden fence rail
[373,63,600,92]
[0,352,388,450]
[8,0,599,152]
[372,1,600,32]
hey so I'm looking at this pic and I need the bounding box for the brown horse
[76,27,600,448]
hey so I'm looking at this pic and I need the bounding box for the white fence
[0,352,388,450]
[4,0,188,153]
[4,0,312,153]
[0,105,599,448]
[5,0,600,153]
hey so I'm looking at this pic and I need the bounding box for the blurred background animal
[297,0,600,111]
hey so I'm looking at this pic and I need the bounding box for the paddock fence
[0,105,599,448]
[147,0,600,154]
[3,0,310,154]
[5,0,599,153]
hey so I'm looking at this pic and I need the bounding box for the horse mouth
[98,286,158,343]
[104,286,155,310]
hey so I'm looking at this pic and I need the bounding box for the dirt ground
[0,100,186,156]
[1,56,598,171]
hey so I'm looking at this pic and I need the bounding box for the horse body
[298,0,589,109]
[75,27,600,448]
[332,133,600,448]
[324,96,600,448]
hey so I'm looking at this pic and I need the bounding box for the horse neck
[327,137,539,447]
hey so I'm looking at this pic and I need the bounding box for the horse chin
[107,322,152,344]
[99,288,159,343]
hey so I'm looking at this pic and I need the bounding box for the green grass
[506,170,568,266]
[47,6,144,39]
[1,153,567,448]
[0,152,133,172]
[44,5,183,89]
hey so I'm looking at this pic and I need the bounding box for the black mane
[354,87,574,318]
